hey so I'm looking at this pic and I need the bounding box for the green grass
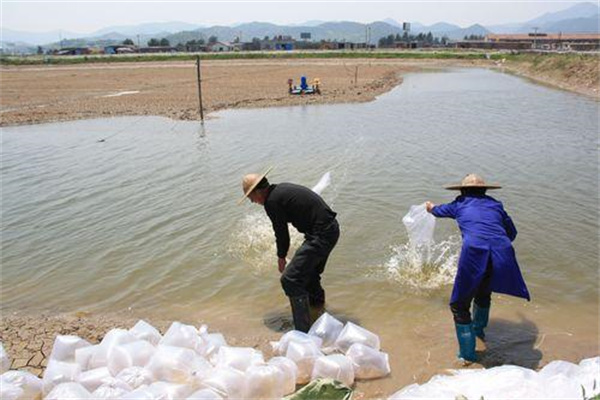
[0,50,506,66]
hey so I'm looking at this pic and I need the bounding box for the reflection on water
[1,69,598,359]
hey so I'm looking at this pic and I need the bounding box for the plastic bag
[312,172,331,195]
[308,313,344,351]
[130,320,162,345]
[107,340,156,375]
[159,321,203,353]
[244,364,285,399]
[311,354,355,387]
[268,356,298,395]
[120,385,157,399]
[88,328,137,370]
[402,204,436,245]
[91,378,132,399]
[271,330,323,356]
[214,346,264,372]
[49,335,91,362]
[42,359,81,395]
[0,370,43,400]
[187,388,224,399]
[145,345,204,384]
[116,366,155,389]
[0,342,10,374]
[334,322,380,353]
[74,344,98,371]
[201,366,247,399]
[200,333,227,361]
[44,382,91,400]
[0,382,23,400]
[285,339,324,384]
[148,381,195,400]
[346,343,390,379]
[77,366,112,392]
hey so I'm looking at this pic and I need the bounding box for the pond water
[2,68,598,391]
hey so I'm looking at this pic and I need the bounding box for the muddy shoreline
[1,58,597,127]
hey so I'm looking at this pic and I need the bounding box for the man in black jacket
[239,168,340,332]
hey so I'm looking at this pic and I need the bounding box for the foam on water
[384,235,461,291]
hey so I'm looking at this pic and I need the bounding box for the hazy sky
[2,0,592,33]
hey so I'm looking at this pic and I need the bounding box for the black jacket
[264,183,337,258]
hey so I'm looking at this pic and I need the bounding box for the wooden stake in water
[196,56,204,122]
[354,66,358,86]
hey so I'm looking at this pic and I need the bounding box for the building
[55,47,90,56]
[456,33,600,51]
[138,46,178,53]
[260,36,295,51]
[209,41,237,52]
[104,45,137,54]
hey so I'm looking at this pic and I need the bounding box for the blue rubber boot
[473,304,490,340]
[455,323,477,362]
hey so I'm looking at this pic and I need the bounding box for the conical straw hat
[238,166,273,204]
[445,173,501,190]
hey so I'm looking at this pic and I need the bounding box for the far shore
[0,55,597,127]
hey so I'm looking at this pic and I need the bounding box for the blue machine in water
[288,76,321,95]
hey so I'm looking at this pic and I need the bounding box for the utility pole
[137,34,140,49]
[532,26,539,50]
[196,56,204,122]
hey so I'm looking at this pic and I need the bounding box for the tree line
[378,32,450,47]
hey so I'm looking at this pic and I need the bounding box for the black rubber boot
[289,295,311,333]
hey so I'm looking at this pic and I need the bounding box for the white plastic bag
[88,328,137,370]
[0,382,23,400]
[159,322,203,353]
[312,172,331,195]
[271,330,323,356]
[75,344,98,371]
[116,366,155,389]
[308,313,344,351]
[107,340,156,375]
[214,346,264,372]
[334,322,381,353]
[201,367,246,399]
[346,343,390,379]
[77,366,112,392]
[130,320,162,345]
[49,335,91,362]
[42,359,81,395]
[45,382,91,399]
[147,381,195,400]
[0,342,10,374]
[402,203,436,245]
[285,339,323,384]
[91,378,132,399]
[120,385,157,399]
[267,356,298,395]
[187,388,224,399]
[311,354,355,387]
[0,370,43,400]
[145,345,204,384]
[244,364,285,399]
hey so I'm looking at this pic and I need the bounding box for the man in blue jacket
[426,173,530,363]
[239,167,340,332]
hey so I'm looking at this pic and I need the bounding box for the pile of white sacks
[389,357,600,400]
[0,312,391,399]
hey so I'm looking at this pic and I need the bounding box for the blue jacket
[432,194,530,304]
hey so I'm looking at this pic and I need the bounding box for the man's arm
[266,204,290,260]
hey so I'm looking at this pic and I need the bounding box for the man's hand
[278,258,287,273]
[425,201,435,213]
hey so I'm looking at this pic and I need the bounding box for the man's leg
[450,299,476,363]
[473,262,493,339]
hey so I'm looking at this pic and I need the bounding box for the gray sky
[1,0,592,33]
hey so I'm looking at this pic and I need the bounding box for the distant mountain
[543,14,600,33]
[1,28,85,46]
[92,21,201,36]
[528,2,598,25]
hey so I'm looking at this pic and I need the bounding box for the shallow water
[2,68,598,392]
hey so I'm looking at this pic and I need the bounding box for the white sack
[145,345,205,384]
[0,382,23,400]
[159,322,203,353]
[285,340,323,384]
[312,172,331,195]
[77,366,112,392]
[147,381,194,400]
[107,340,156,375]
[116,366,155,389]
[45,382,91,400]
[187,388,224,399]
[201,367,246,399]
[271,330,323,356]
[88,329,137,370]
[75,344,98,371]
[42,359,81,395]
[91,378,132,399]
[214,346,264,372]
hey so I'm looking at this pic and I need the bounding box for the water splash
[228,212,303,274]
[384,235,461,291]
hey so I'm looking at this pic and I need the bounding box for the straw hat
[238,166,273,204]
[445,173,501,190]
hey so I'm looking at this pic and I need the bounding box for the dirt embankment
[498,53,600,98]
